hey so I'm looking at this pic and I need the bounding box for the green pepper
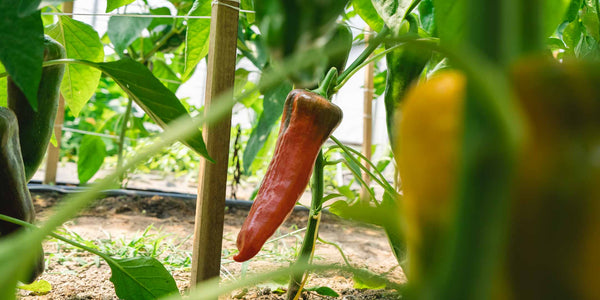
[0,107,45,283]
[384,14,430,146]
[8,35,66,182]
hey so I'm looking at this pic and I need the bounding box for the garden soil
[16,191,405,299]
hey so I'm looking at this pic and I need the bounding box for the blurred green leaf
[108,15,152,55]
[433,0,467,44]
[562,20,584,52]
[305,286,339,297]
[576,35,600,59]
[106,0,136,12]
[20,0,71,16]
[78,135,107,184]
[0,1,44,109]
[352,0,384,31]
[543,0,572,36]
[581,3,600,40]
[46,16,104,117]
[17,280,52,295]
[242,80,292,174]
[353,271,386,289]
[183,0,211,81]
[241,0,255,23]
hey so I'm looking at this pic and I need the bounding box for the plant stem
[116,97,134,187]
[0,214,111,262]
[287,152,324,300]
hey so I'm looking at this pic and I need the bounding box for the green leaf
[353,271,386,289]
[305,286,339,297]
[0,63,6,107]
[93,58,211,160]
[46,16,104,117]
[543,0,572,36]
[241,0,255,23]
[78,135,107,184]
[0,1,44,109]
[17,280,52,294]
[242,80,292,173]
[433,0,468,44]
[183,0,211,81]
[562,20,583,52]
[371,0,414,31]
[152,59,181,93]
[107,15,152,55]
[581,3,600,40]
[352,0,384,31]
[19,0,72,16]
[418,0,436,34]
[108,257,179,299]
[106,0,136,12]
[564,0,583,22]
[576,35,600,59]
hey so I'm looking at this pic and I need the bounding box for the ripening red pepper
[234,89,343,262]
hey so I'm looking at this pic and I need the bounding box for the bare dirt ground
[16,191,404,299]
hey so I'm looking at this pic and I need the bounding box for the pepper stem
[313,67,338,99]
[287,151,324,299]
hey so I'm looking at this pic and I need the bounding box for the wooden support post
[360,27,374,203]
[190,0,239,288]
[44,1,73,185]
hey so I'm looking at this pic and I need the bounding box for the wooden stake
[44,1,73,184]
[190,0,239,288]
[360,27,374,203]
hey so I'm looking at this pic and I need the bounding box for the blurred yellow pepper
[395,58,600,299]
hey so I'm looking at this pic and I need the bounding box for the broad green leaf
[106,0,136,12]
[108,15,152,55]
[0,1,44,109]
[242,80,292,173]
[78,135,107,184]
[352,0,384,31]
[152,59,181,93]
[46,16,104,117]
[371,0,414,31]
[17,280,52,294]
[93,58,211,160]
[108,257,178,299]
[183,0,211,81]
[305,286,339,297]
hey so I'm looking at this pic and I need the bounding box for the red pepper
[234,89,342,262]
